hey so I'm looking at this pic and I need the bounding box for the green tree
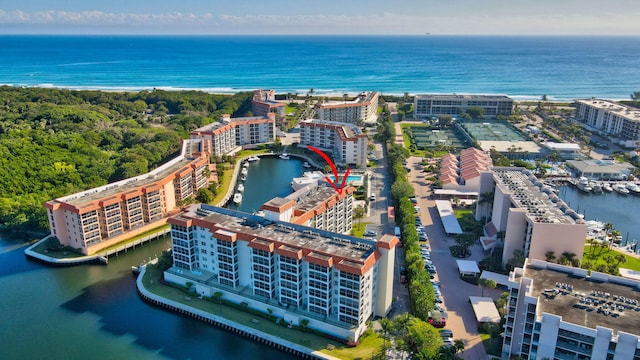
[438,115,453,128]
[478,278,497,297]
[378,317,394,356]
[196,187,214,204]
[507,250,526,269]
[391,180,415,200]
[466,107,485,119]
[630,91,640,102]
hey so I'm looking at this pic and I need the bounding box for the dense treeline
[0,86,253,237]
[376,105,435,321]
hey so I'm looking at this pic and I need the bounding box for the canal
[0,156,305,359]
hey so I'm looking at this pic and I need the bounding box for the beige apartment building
[190,113,276,157]
[44,139,211,255]
[316,91,379,124]
[298,119,368,166]
[476,168,588,267]
[251,89,286,126]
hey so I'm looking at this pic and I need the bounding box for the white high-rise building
[414,94,513,118]
[574,99,640,148]
[502,259,640,359]
[164,204,398,342]
[261,182,355,235]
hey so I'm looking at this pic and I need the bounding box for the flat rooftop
[176,204,377,261]
[58,139,203,207]
[493,168,579,224]
[415,94,512,101]
[301,119,364,139]
[526,266,640,335]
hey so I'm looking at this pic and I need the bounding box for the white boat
[302,161,311,168]
[614,183,630,195]
[237,183,244,192]
[279,153,290,160]
[627,182,640,195]
[233,193,243,204]
[240,174,247,181]
[247,156,260,162]
[241,167,248,176]
[592,183,603,194]
[576,177,592,192]
[603,183,613,192]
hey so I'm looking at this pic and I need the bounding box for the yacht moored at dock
[247,156,260,162]
[233,193,243,204]
[278,153,290,160]
[614,183,630,195]
[576,177,593,193]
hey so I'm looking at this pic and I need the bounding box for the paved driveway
[406,156,491,360]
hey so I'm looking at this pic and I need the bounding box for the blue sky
[1,0,638,35]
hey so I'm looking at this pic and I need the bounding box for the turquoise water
[345,175,363,183]
[1,35,639,100]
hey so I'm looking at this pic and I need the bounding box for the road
[406,156,497,360]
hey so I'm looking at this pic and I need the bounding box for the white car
[442,338,454,348]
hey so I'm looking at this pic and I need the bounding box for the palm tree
[477,191,495,221]
[614,253,627,267]
[343,93,348,103]
[478,278,497,297]
[544,251,556,263]
[378,317,394,355]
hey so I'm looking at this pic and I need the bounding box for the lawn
[582,245,640,271]
[320,331,384,360]
[481,333,502,357]
[351,222,370,238]
[212,163,236,205]
[142,265,382,358]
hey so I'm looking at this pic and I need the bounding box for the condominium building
[44,139,211,255]
[502,259,640,359]
[164,204,398,342]
[261,182,355,235]
[414,94,513,118]
[251,89,286,126]
[298,119,368,166]
[316,91,379,124]
[574,99,640,148]
[476,168,587,266]
[190,113,276,157]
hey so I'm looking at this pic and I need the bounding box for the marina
[558,184,640,253]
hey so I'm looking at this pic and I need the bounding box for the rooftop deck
[526,266,640,335]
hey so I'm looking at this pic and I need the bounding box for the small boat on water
[247,156,260,162]
[241,167,248,176]
[240,174,247,181]
[603,183,613,192]
[592,183,603,194]
[627,182,640,195]
[233,193,243,204]
[237,183,244,192]
[279,153,290,160]
[576,177,593,193]
[303,161,311,168]
[614,183,630,195]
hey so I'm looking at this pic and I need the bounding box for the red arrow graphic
[306,146,351,195]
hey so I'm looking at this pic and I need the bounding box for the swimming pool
[328,174,364,184]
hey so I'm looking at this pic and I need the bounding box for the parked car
[442,338,454,348]
[409,197,417,204]
[418,233,428,241]
[400,266,406,276]
[440,329,453,338]
[364,230,377,237]
[400,274,407,284]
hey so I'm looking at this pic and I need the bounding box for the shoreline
[1,84,630,102]
[135,266,337,360]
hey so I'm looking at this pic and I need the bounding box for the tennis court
[460,120,527,142]
[409,126,469,149]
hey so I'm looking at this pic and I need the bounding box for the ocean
[1,35,639,100]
